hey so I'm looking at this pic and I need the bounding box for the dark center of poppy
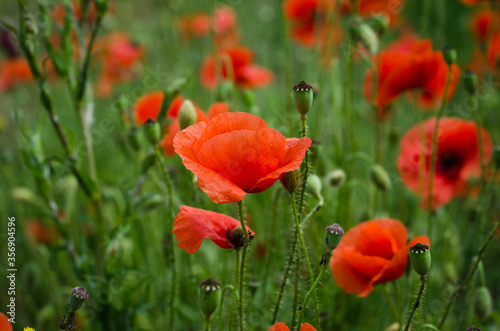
[435,152,464,180]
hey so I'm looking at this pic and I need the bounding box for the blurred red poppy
[173,206,254,254]
[53,0,98,26]
[487,32,500,68]
[364,39,460,115]
[330,219,430,297]
[397,117,492,209]
[177,13,211,39]
[0,57,33,91]
[26,220,60,245]
[0,313,12,331]
[470,9,498,42]
[269,322,316,331]
[340,0,406,24]
[200,46,274,89]
[174,112,311,203]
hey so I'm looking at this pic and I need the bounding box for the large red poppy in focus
[173,112,311,203]
[173,206,254,254]
[397,117,492,210]
[330,219,430,297]
[364,40,460,114]
[200,46,274,89]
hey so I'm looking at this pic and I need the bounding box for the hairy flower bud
[280,169,301,193]
[325,223,344,250]
[198,278,221,317]
[327,169,346,188]
[292,80,314,116]
[466,325,481,331]
[443,46,457,66]
[370,164,391,191]
[367,14,389,35]
[474,286,493,321]
[350,20,379,54]
[128,127,141,151]
[463,70,478,95]
[143,119,161,145]
[68,287,88,312]
[409,243,431,276]
[306,174,322,198]
[178,100,197,130]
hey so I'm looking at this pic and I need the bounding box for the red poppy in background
[397,117,492,210]
[487,32,500,68]
[26,220,60,245]
[53,0,98,26]
[364,39,460,115]
[173,206,254,254]
[330,219,430,297]
[341,0,406,24]
[461,0,496,5]
[0,313,12,331]
[177,13,211,39]
[470,10,498,42]
[174,112,311,203]
[0,57,33,91]
[200,46,274,89]
[269,322,317,331]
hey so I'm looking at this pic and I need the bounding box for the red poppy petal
[235,65,274,89]
[341,249,388,279]
[206,102,229,120]
[160,121,181,157]
[269,322,290,331]
[0,313,12,331]
[133,91,164,125]
[330,250,373,296]
[301,323,317,331]
[200,56,217,89]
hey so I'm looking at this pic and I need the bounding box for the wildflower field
[1,0,500,330]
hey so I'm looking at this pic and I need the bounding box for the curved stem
[228,250,240,331]
[438,220,500,328]
[237,200,248,331]
[404,276,427,331]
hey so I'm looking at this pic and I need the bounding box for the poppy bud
[306,174,322,198]
[474,286,493,321]
[292,80,314,116]
[198,278,221,317]
[127,127,141,151]
[409,243,431,276]
[68,286,88,312]
[367,14,389,35]
[325,223,344,250]
[21,15,38,40]
[143,119,161,145]
[463,70,478,95]
[492,147,500,169]
[248,278,260,297]
[443,46,457,65]
[94,0,108,17]
[280,169,301,193]
[327,169,346,188]
[178,100,197,130]
[370,164,391,191]
[350,20,379,54]
[466,325,481,331]
[226,226,252,250]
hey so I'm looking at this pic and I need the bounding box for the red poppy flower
[397,117,493,210]
[26,220,60,245]
[340,0,405,24]
[470,10,499,41]
[330,219,430,297]
[0,57,33,91]
[0,313,12,331]
[269,322,316,331]
[173,206,254,254]
[177,13,211,39]
[174,112,311,203]
[200,46,274,89]
[487,32,500,68]
[364,39,460,115]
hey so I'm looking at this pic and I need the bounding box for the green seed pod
[327,169,346,188]
[325,223,344,250]
[306,174,322,198]
[350,20,379,55]
[280,169,301,193]
[466,325,481,331]
[367,14,389,35]
[370,164,391,191]
[474,286,493,321]
[143,119,161,145]
[443,46,457,66]
[68,287,88,312]
[198,278,221,317]
[409,243,431,276]
[127,128,141,151]
[463,70,478,95]
[292,81,314,116]
[178,100,197,130]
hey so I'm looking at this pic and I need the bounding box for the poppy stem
[298,114,310,217]
[296,251,332,331]
[228,249,240,331]
[290,192,321,329]
[383,284,400,323]
[403,275,427,331]
[281,0,293,137]
[237,200,248,331]
[438,219,500,329]
[218,285,234,331]
[204,315,212,331]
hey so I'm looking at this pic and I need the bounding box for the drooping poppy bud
[226,226,252,250]
[178,100,197,130]
[292,80,314,116]
[463,70,478,95]
[327,169,346,188]
[409,243,431,276]
[128,127,141,151]
[94,0,108,17]
[68,287,88,312]
[143,119,161,145]
[443,46,457,65]
[280,169,301,193]
[350,20,379,55]
[325,223,344,250]
[307,174,322,198]
[367,14,389,35]
[370,164,391,191]
[198,278,221,317]
[474,286,493,321]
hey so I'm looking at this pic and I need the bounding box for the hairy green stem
[218,285,234,331]
[404,275,427,331]
[281,0,293,136]
[383,284,399,323]
[298,115,310,216]
[229,250,240,331]
[238,200,248,331]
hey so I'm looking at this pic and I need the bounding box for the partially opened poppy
[173,206,254,254]
[0,313,12,331]
[364,39,460,115]
[397,117,492,209]
[200,46,274,89]
[0,57,33,92]
[174,112,311,203]
[269,322,316,331]
[330,219,430,297]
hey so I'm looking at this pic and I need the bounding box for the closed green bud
[325,223,344,250]
[307,174,322,198]
[292,81,314,116]
[493,147,500,169]
[463,70,478,95]
[94,0,108,17]
[127,128,141,151]
[198,278,221,317]
[178,100,197,130]
[68,287,88,312]
[327,169,346,188]
[370,164,391,191]
[443,46,457,65]
[143,119,161,145]
[474,286,493,321]
[280,169,301,193]
[350,20,379,54]
[409,243,431,276]
[367,14,389,35]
